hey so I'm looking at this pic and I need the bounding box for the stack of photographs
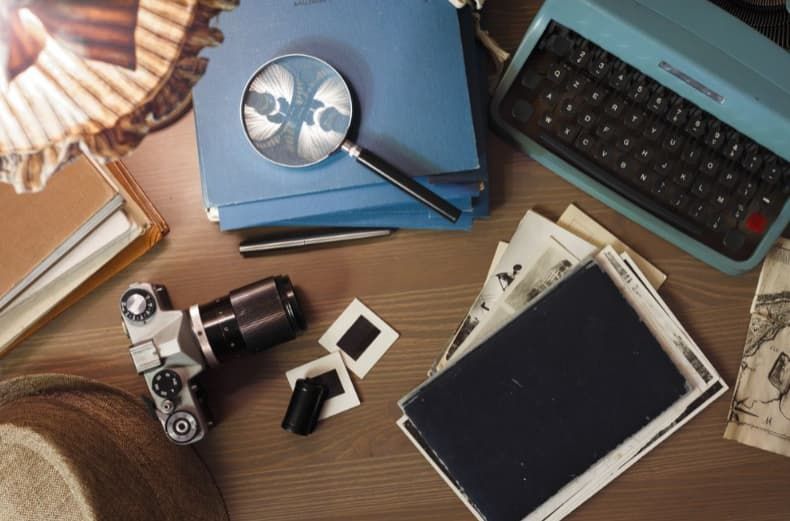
[398,208,728,521]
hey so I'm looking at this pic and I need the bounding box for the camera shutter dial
[121,289,157,322]
[152,369,183,400]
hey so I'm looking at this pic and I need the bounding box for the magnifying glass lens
[242,55,352,167]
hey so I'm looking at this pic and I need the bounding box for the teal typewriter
[492,0,789,275]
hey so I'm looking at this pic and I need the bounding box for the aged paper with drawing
[725,239,790,457]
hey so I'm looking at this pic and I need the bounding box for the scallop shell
[0,0,238,193]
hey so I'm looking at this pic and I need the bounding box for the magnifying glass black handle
[342,141,462,223]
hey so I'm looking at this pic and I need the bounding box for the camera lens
[195,276,306,364]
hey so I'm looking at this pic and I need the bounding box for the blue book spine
[219,195,473,231]
[217,178,480,225]
[272,206,475,231]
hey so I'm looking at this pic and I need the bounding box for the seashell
[0,0,238,193]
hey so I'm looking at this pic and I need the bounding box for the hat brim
[0,374,228,521]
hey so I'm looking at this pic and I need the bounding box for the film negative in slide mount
[285,352,360,420]
[319,298,399,378]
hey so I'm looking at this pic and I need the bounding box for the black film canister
[282,379,327,436]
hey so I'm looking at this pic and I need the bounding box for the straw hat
[0,374,228,521]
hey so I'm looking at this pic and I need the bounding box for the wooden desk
[2,3,789,520]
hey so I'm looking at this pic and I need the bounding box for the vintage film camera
[121,276,305,444]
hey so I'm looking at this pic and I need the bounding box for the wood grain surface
[3,3,789,520]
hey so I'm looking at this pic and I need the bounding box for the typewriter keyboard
[499,21,789,261]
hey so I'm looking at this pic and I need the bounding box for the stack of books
[0,156,168,356]
[398,209,728,521]
[192,1,488,231]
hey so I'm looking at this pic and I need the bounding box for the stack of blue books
[193,1,488,231]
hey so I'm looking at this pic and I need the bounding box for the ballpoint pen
[239,228,396,256]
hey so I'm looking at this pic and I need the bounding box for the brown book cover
[0,157,121,306]
[0,159,168,357]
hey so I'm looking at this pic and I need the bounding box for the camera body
[122,276,305,445]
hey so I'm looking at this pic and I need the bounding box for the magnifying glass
[241,54,462,223]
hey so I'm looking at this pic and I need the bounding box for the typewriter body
[492,0,789,275]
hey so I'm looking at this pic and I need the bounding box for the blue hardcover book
[220,195,473,231]
[275,204,476,231]
[194,0,479,212]
[276,6,490,230]
[213,6,490,229]
[217,180,480,228]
